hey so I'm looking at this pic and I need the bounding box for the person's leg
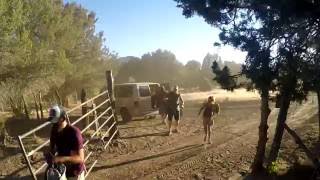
[203,117,207,143]
[208,119,214,144]
[167,110,173,135]
[162,112,167,125]
[173,110,180,133]
[207,124,211,144]
[159,105,167,124]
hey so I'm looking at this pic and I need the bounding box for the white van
[114,83,160,122]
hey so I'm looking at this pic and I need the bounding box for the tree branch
[284,123,320,167]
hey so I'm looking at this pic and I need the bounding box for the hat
[48,105,66,123]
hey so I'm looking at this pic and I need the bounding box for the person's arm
[179,94,184,108]
[151,94,156,109]
[198,103,205,115]
[216,103,220,115]
[49,126,57,155]
[45,127,56,164]
[49,139,55,155]
[54,148,84,164]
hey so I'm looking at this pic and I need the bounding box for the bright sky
[66,0,246,64]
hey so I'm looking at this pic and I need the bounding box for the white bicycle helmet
[48,105,65,123]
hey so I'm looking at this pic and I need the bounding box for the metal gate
[17,90,118,179]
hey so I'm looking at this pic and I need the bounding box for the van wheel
[120,108,132,122]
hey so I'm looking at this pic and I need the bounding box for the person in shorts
[152,86,168,124]
[198,96,220,144]
[46,105,85,180]
[166,86,184,135]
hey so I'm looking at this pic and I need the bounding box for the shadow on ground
[242,164,315,180]
[3,173,45,180]
[119,122,163,130]
[120,131,168,139]
[92,144,202,172]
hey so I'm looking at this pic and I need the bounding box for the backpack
[203,103,213,117]
[46,164,67,180]
[212,103,220,115]
[202,102,220,118]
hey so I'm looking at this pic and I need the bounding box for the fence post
[106,70,119,138]
[81,89,89,129]
[92,103,99,134]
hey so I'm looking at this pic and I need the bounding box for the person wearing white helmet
[46,105,85,180]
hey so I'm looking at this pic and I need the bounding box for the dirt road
[88,90,262,180]
[2,89,315,179]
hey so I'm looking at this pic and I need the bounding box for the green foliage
[115,51,242,91]
[182,60,212,91]
[174,0,320,98]
[185,60,201,70]
[0,0,117,112]
[115,49,216,91]
[202,53,221,72]
[212,61,237,91]
[267,161,280,174]
[174,0,320,171]
[115,49,182,84]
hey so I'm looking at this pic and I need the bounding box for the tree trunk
[33,93,40,121]
[251,88,271,173]
[268,92,291,166]
[55,89,62,105]
[316,91,320,141]
[39,91,44,120]
[9,97,18,116]
[284,123,320,166]
[74,90,78,103]
[0,128,8,147]
[22,96,30,120]
[62,95,69,108]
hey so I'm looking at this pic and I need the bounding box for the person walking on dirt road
[46,105,85,180]
[152,86,169,124]
[198,96,220,144]
[167,85,184,135]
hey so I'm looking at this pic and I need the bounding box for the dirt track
[88,90,262,180]
[2,89,317,180]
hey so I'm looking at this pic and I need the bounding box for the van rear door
[114,85,135,113]
[138,85,152,115]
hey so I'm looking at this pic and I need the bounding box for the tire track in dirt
[141,112,261,180]
[89,99,262,180]
[144,132,258,180]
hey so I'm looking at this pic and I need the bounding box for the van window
[139,85,150,97]
[115,85,133,98]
